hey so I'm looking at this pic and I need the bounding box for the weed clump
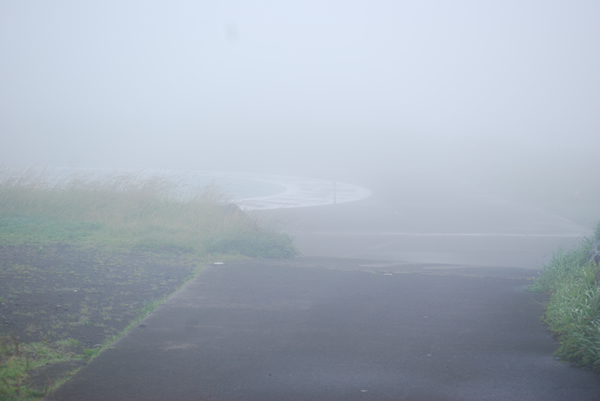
[530,222,600,370]
[0,334,83,399]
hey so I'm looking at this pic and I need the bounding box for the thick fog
[1,1,599,180]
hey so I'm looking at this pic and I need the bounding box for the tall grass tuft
[0,167,297,258]
[530,221,600,370]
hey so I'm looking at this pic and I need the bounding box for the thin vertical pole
[333,181,336,205]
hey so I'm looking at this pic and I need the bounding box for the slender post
[333,181,336,205]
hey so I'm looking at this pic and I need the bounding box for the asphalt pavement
[47,170,600,400]
[47,258,600,400]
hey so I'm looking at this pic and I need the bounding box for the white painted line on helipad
[223,173,371,210]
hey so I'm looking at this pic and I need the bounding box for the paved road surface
[48,258,600,400]
[259,170,590,268]
[48,170,599,400]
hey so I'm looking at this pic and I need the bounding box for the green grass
[529,222,600,370]
[0,335,83,400]
[0,167,297,258]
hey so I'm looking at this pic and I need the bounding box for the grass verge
[0,167,298,399]
[0,167,297,258]
[529,222,600,370]
[0,335,83,400]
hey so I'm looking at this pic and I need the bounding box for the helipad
[188,172,372,210]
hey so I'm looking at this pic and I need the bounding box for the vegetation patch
[529,222,600,371]
[0,167,298,399]
[0,167,297,258]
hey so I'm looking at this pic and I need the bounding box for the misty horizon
[1,1,598,179]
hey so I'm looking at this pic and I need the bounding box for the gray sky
[1,1,598,176]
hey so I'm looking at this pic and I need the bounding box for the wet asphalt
[47,170,600,400]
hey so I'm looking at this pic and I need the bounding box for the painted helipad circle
[204,172,372,210]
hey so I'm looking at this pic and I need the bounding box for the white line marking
[295,232,589,238]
